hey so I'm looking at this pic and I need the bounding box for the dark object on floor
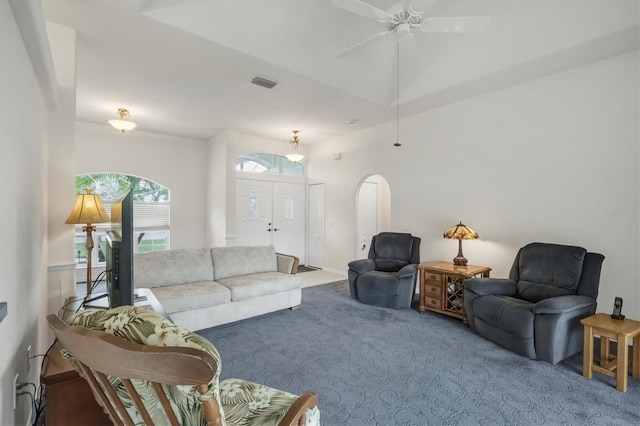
[297,265,319,273]
[464,242,604,364]
[347,232,420,309]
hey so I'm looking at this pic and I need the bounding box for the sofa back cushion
[212,245,277,280]
[511,243,587,303]
[134,248,214,288]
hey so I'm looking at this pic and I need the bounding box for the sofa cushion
[217,272,302,301]
[150,281,231,313]
[134,249,214,288]
[212,246,277,280]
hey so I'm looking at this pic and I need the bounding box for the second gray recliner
[464,242,604,364]
[348,232,421,309]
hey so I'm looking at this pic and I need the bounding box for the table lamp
[65,189,110,295]
[443,221,479,266]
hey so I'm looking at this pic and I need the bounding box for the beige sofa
[134,245,302,331]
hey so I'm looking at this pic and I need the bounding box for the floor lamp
[65,189,110,295]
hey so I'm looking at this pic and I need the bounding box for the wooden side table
[581,313,640,392]
[417,261,491,321]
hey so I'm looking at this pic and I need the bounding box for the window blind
[79,201,170,232]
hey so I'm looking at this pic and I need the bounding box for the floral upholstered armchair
[47,306,320,426]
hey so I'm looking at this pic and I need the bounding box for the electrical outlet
[13,373,19,410]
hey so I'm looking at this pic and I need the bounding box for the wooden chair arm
[277,391,318,426]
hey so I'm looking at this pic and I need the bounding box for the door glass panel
[286,199,294,219]
[249,197,258,219]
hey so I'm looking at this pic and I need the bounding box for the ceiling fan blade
[404,0,436,14]
[337,30,392,57]
[420,16,490,34]
[332,0,393,21]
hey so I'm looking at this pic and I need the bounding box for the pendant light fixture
[286,130,304,162]
[108,108,137,133]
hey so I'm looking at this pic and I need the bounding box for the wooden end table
[581,313,640,392]
[417,261,491,321]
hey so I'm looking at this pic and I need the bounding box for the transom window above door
[236,153,304,176]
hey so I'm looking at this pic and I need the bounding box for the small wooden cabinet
[417,261,491,321]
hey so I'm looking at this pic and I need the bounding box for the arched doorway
[355,175,391,260]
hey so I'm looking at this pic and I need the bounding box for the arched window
[236,153,304,176]
[73,174,171,269]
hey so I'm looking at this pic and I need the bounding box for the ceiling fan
[332,0,490,58]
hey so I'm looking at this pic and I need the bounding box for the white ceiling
[42,0,639,143]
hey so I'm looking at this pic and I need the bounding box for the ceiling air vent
[251,76,278,89]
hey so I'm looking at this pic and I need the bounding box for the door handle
[273,228,280,232]
[266,228,272,232]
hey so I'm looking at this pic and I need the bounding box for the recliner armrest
[397,264,417,279]
[532,295,595,314]
[465,278,517,296]
[348,259,375,274]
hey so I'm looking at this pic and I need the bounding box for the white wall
[0,1,49,423]
[75,122,208,250]
[308,51,640,318]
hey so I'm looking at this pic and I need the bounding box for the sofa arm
[532,295,595,314]
[348,259,375,275]
[276,253,299,274]
[465,278,517,297]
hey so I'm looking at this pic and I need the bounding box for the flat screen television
[105,189,134,307]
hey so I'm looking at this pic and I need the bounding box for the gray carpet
[197,281,640,426]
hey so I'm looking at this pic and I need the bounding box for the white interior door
[236,179,306,263]
[357,181,378,259]
[236,179,272,246]
[307,183,325,269]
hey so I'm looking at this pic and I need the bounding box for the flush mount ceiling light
[108,108,137,133]
[286,130,304,162]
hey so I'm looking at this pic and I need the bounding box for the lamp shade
[65,189,110,225]
[443,221,478,240]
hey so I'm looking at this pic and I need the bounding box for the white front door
[236,179,272,246]
[236,179,306,263]
[357,181,378,259]
[307,183,325,269]
[272,182,306,263]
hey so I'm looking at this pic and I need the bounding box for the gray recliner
[464,242,604,364]
[348,232,421,309]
